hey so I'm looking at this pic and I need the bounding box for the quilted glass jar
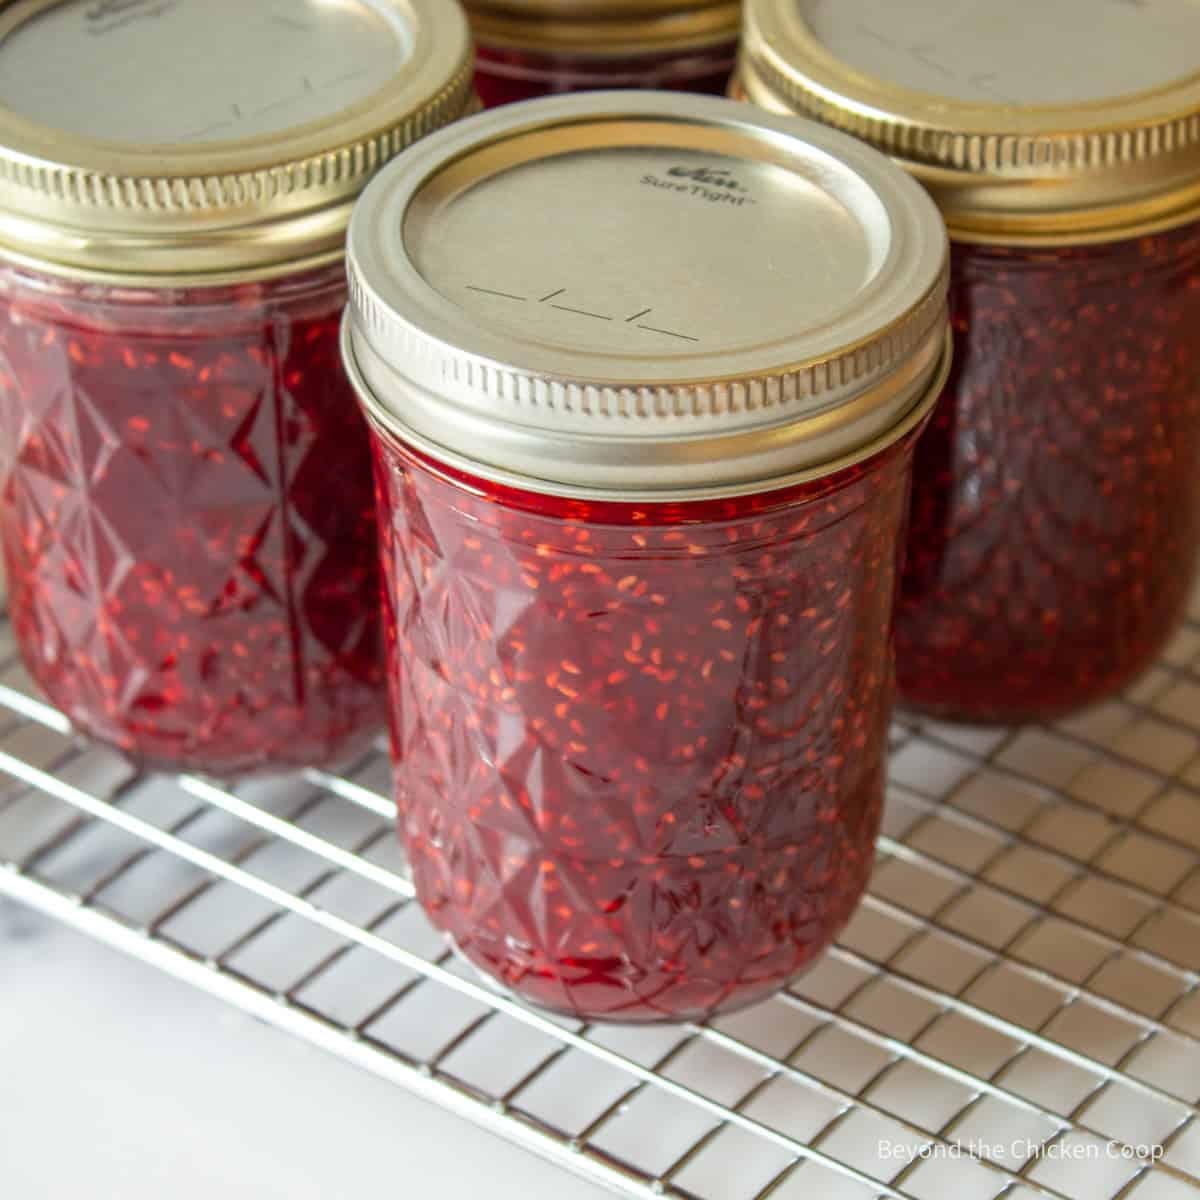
[0,0,473,774]
[344,93,950,1021]
[739,0,1200,723]
[465,1,739,106]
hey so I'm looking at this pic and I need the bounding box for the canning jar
[344,93,950,1021]
[739,0,1200,723]
[465,1,739,107]
[0,0,474,774]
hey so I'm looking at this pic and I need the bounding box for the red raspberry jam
[344,93,949,1019]
[0,265,385,775]
[473,41,738,107]
[465,0,739,108]
[0,0,473,772]
[373,436,917,1020]
[737,0,1200,722]
[897,228,1200,723]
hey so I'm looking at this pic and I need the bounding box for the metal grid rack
[2,593,1200,1200]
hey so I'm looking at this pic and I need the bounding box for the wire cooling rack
[2,596,1200,1200]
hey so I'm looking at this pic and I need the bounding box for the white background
[2,903,609,1199]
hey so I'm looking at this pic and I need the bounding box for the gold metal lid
[344,91,950,501]
[465,1,740,56]
[740,0,1200,244]
[0,0,474,284]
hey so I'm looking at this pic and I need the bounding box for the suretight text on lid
[344,90,950,500]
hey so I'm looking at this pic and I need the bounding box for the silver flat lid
[345,91,949,500]
[797,0,1200,107]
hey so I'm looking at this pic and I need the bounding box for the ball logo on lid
[665,164,749,193]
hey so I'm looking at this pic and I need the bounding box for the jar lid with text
[0,0,474,283]
[739,0,1200,244]
[344,91,950,501]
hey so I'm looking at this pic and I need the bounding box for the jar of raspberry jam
[465,1,739,107]
[343,93,950,1021]
[739,0,1200,724]
[0,0,473,775]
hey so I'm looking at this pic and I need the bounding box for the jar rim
[345,316,951,503]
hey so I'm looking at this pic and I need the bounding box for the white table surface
[1,900,611,1200]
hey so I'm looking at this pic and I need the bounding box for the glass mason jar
[0,0,474,774]
[465,1,740,106]
[739,0,1200,723]
[344,93,950,1021]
